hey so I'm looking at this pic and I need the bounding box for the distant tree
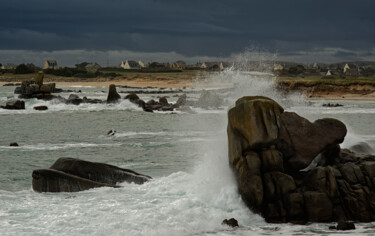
[14,64,35,74]
[149,62,165,68]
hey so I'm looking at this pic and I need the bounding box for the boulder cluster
[227,96,375,223]
[32,157,151,192]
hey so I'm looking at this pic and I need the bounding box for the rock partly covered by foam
[228,96,375,223]
[32,157,151,192]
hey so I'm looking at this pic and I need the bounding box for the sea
[0,69,375,235]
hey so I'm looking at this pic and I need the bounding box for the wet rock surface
[1,100,25,110]
[228,96,375,223]
[32,157,151,192]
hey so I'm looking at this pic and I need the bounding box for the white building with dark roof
[121,60,141,69]
[43,60,59,69]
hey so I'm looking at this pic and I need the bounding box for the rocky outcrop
[33,105,48,111]
[106,84,121,103]
[125,93,187,112]
[32,157,151,192]
[1,100,25,110]
[228,96,375,223]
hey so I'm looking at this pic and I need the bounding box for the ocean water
[1,70,375,235]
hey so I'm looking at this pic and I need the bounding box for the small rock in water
[10,142,19,146]
[33,105,48,111]
[221,218,239,228]
[336,221,355,230]
[107,130,116,136]
[322,103,343,107]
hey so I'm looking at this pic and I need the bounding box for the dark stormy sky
[1,0,375,66]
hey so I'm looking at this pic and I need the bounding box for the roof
[46,60,58,66]
[127,60,140,67]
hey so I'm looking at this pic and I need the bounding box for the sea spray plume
[192,47,306,109]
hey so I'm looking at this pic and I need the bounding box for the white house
[138,60,146,68]
[325,70,333,76]
[273,64,284,71]
[121,60,141,69]
[43,60,58,69]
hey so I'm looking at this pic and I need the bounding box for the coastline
[1,74,375,101]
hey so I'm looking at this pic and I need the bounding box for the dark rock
[158,96,169,106]
[33,105,48,111]
[227,96,375,224]
[107,130,116,136]
[50,157,151,185]
[221,218,238,228]
[32,169,119,193]
[82,97,103,104]
[336,221,355,230]
[323,103,343,107]
[1,100,25,110]
[280,112,347,172]
[9,142,19,146]
[107,84,121,103]
[32,157,151,193]
[66,94,83,105]
[303,191,333,222]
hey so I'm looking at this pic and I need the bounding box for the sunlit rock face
[228,96,375,223]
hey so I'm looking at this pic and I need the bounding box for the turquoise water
[1,71,375,235]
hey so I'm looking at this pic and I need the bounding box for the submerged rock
[32,157,151,192]
[221,218,239,228]
[227,96,375,223]
[33,105,48,111]
[1,100,25,110]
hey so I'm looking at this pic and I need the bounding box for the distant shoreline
[1,72,375,101]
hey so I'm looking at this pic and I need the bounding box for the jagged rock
[1,100,25,110]
[9,142,19,146]
[227,96,375,223]
[221,218,239,227]
[33,105,48,111]
[82,97,103,104]
[32,157,151,192]
[158,96,169,106]
[107,84,121,103]
[66,94,83,105]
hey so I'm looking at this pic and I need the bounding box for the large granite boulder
[32,157,151,192]
[228,96,375,223]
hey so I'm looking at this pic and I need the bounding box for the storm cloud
[1,0,374,66]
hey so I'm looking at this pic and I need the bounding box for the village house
[343,63,359,77]
[121,60,141,69]
[273,64,284,71]
[43,60,59,70]
[85,62,101,71]
[1,63,16,70]
[200,62,224,70]
[138,61,147,68]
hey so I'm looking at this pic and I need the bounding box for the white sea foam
[0,142,122,151]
